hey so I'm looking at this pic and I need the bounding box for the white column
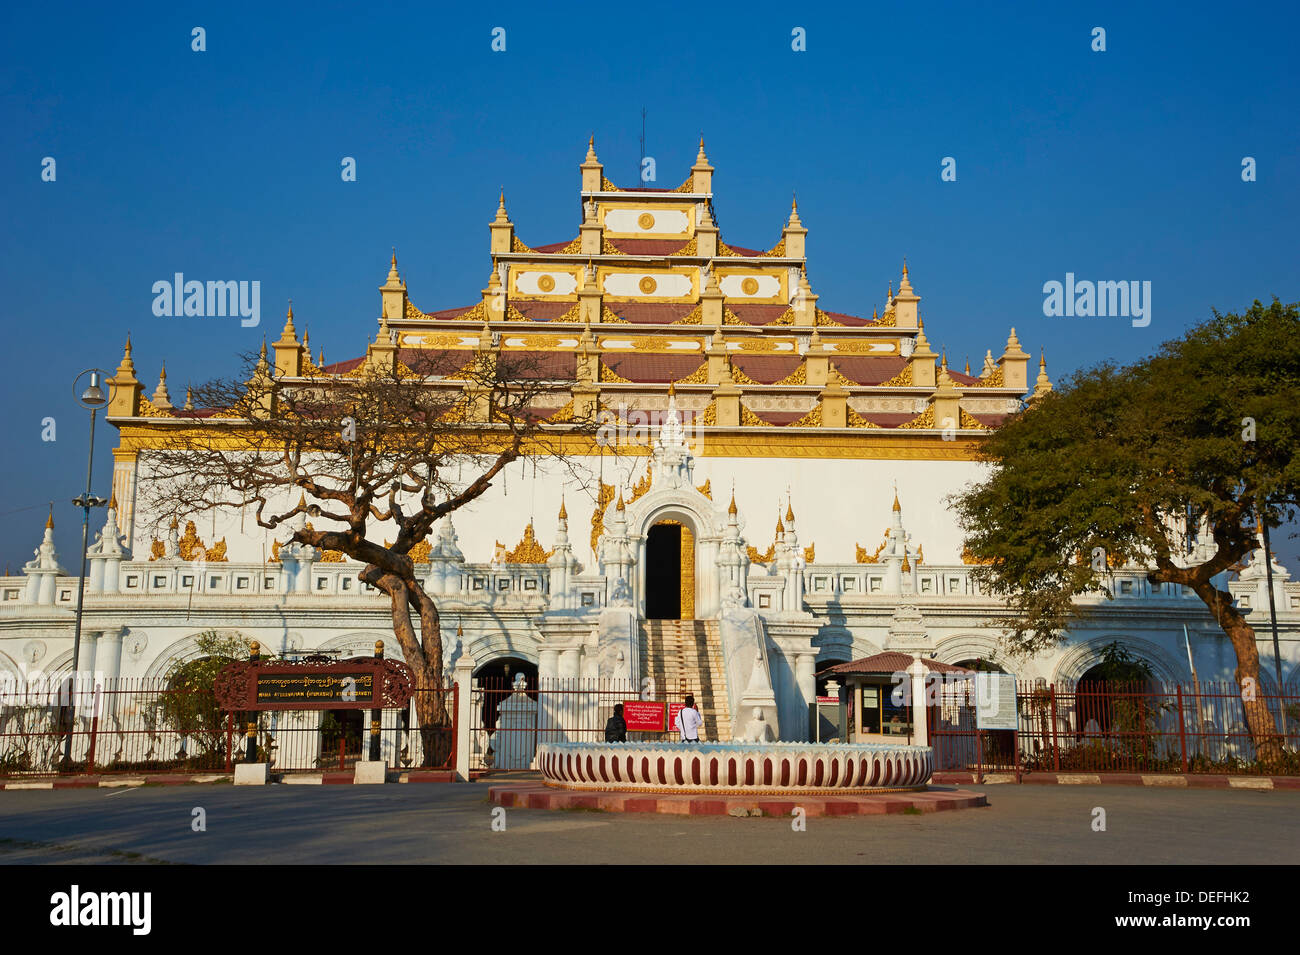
[93,627,124,683]
[453,656,475,781]
[908,658,929,747]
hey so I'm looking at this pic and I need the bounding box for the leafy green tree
[157,630,265,767]
[954,299,1299,762]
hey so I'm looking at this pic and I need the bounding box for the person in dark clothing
[605,703,628,742]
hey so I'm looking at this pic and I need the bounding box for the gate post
[453,657,475,781]
[1176,684,1188,774]
[1049,683,1060,772]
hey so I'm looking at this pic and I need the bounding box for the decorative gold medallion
[741,277,760,295]
[639,275,658,294]
[537,274,556,292]
[637,212,656,230]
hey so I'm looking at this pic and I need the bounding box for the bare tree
[139,331,599,764]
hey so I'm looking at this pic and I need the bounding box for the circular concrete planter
[537,741,932,793]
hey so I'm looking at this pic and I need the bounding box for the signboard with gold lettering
[215,658,414,711]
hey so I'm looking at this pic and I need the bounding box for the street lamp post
[60,369,110,772]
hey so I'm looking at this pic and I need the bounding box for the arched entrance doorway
[645,520,695,619]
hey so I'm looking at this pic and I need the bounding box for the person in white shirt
[675,694,704,742]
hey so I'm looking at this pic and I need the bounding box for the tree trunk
[362,566,453,768]
[1189,580,1283,767]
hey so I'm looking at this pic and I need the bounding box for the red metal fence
[0,677,456,777]
[930,679,1300,777]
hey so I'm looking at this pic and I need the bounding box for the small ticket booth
[818,652,972,746]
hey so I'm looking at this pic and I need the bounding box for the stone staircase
[639,619,731,741]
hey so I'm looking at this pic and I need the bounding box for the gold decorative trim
[747,543,776,564]
[855,531,889,564]
[741,277,760,295]
[629,464,652,504]
[697,479,711,500]
[149,520,227,561]
[847,408,880,429]
[639,276,658,294]
[715,241,743,258]
[673,363,710,385]
[875,306,897,328]
[814,310,844,328]
[383,537,432,563]
[672,176,695,193]
[536,274,556,292]
[599,362,632,383]
[672,236,698,256]
[590,482,615,554]
[789,405,821,428]
[138,397,174,418]
[511,236,536,254]
[498,521,552,564]
[637,213,656,230]
[766,238,787,257]
[804,543,815,563]
[601,238,626,256]
[878,364,913,387]
[600,176,622,192]
[897,407,935,430]
[601,305,630,324]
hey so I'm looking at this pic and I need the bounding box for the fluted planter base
[536,741,932,794]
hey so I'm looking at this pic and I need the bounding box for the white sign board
[975,673,1018,731]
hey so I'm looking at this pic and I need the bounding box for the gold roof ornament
[728,490,737,516]
[558,496,568,521]
[45,506,53,529]
[498,521,552,564]
[585,135,599,163]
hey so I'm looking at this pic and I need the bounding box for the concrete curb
[488,783,988,816]
[0,769,473,790]
[930,771,1300,790]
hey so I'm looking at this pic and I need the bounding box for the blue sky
[2,1,1297,569]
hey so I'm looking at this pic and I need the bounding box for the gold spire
[277,302,298,345]
[667,381,676,398]
[152,363,172,408]
[892,484,901,512]
[385,250,402,285]
[585,136,599,163]
[108,492,117,511]
[45,505,53,529]
[494,189,510,223]
[558,496,568,520]
[616,491,625,511]
[785,497,795,523]
[184,386,194,411]
[964,357,971,376]
[728,490,737,516]
[776,507,785,535]
[696,136,709,164]
[116,334,137,377]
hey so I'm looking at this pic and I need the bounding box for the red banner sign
[667,703,686,735]
[621,700,667,732]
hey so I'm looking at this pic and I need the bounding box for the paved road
[0,781,1295,864]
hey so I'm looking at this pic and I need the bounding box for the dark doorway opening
[320,708,363,768]
[645,522,682,619]
[474,657,539,732]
